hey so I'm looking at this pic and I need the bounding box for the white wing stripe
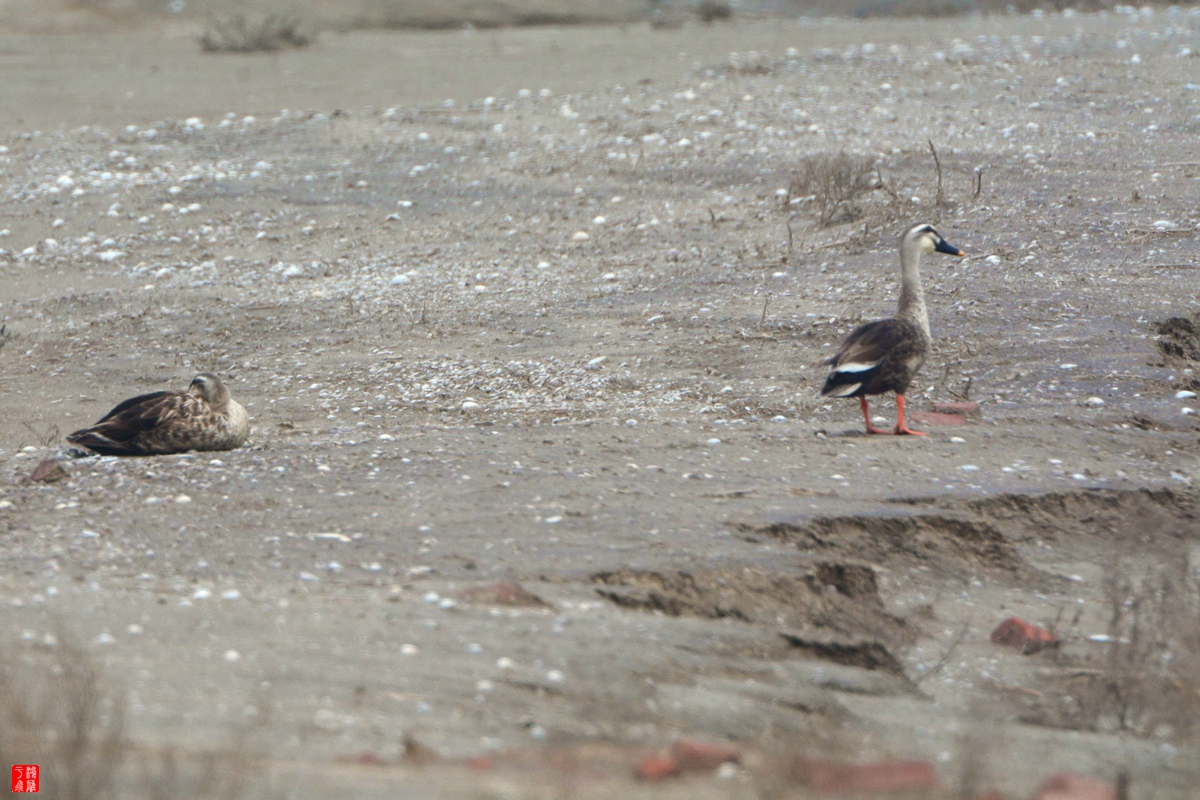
[832,359,882,374]
[824,382,862,397]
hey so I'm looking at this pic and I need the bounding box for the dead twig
[915,621,970,683]
[21,422,60,448]
[928,139,946,207]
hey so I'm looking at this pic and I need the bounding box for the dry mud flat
[2,8,1200,799]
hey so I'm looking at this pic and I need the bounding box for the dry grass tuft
[696,1,733,22]
[1013,553,1200,740]
[199,14,312,53]
[788,152,877,227]
[0,630,278,799]
[0,631,126,800]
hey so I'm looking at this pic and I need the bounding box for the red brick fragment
[466,755,494,772]
[1035,772,1118,800]
[669,739,740,772]
[460,580,547,607]
[932,401,981,417]
[790,758,938,794]
[990,616,1060,654]
[28,459,67,483]
[908,410,966,426]
[636,752,679,781]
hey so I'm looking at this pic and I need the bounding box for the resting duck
[819,223,965,435]
[67,373,250,456]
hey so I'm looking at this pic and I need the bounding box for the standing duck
[67,373,250,456]
[819,223,965,435]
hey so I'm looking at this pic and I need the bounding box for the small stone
[28,459,67,484]
[1176,390,1197,399]
[1084,397,1105,407]
[192,588,212,600]
[461,400,480,411]
[931,400,980,417]
[570,230,590,241]
[96,632,116,645]
[1035,772,1118,800]
[788,758,938,794]
[460,581,547,607]
[224,649,241,662]
[174,494,192,504]
[400,643,419,656]
[637,753,679,781]
[990,616,1060,654]
[670,740,741,772]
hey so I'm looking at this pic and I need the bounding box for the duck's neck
[897,243,930,339]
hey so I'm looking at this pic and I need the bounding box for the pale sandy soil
[1,8,1200,799]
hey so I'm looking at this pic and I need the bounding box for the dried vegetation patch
[0,632,277,799]
[199,14,311,53]
[1005,552,1200,743]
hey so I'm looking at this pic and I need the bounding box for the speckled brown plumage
[67,373,250,456]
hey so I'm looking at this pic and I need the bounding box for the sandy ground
[2,8,1200,798]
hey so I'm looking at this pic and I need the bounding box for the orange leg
[860,397,892,435]
[892,394,927,436]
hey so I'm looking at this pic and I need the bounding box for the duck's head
[903,223,965,257]
[189,373,229,404]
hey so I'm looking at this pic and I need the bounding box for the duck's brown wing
[67,390,190,455]
[820,318,921,398]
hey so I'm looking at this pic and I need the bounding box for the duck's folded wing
[93,391,174,426]
[68,391,183,448]
[819,319,905,397]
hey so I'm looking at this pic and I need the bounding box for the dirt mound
[743,513,1028,578]
[1155,315,1200,361]
[742,489,1197,584]
[590,563,912,645]
[959,487,1198,546]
